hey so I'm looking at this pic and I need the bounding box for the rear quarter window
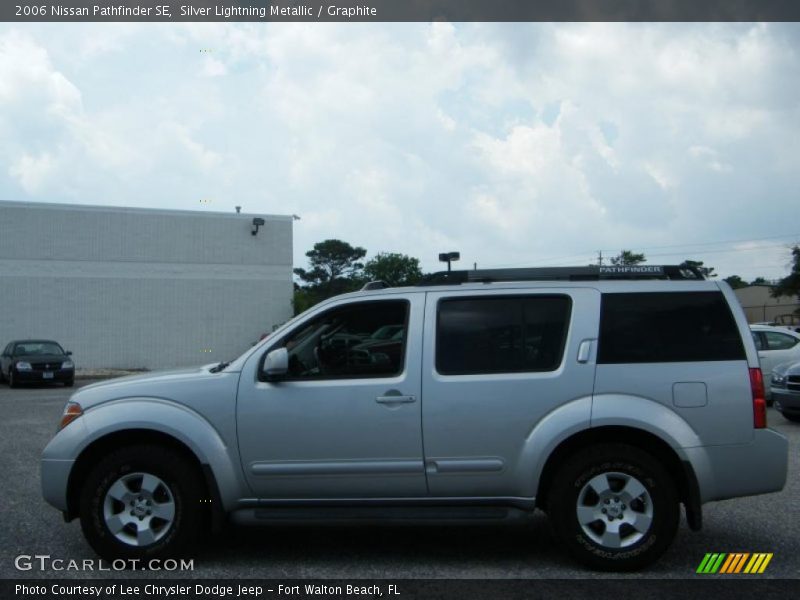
[598,291,745,364]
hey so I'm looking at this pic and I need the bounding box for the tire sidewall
[80,448,198,562]
[550,447,678,571]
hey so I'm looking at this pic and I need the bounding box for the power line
[481,234,799,269]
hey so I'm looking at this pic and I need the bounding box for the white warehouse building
[0,200,293,370]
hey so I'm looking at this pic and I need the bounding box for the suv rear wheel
[79,445,203,562]
[547,443,679,571]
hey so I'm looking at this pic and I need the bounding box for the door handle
[577,339,594,363]
[376,395,416,404]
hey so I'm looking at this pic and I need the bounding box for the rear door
[421,287,600,497]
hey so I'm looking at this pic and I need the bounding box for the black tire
[8,369,17,388]
[0,367,5,384]
[64,380,74,387]
[79,445,204,562]
[781,412,800,423]
[547,443,679,571]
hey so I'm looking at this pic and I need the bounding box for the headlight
[59,402,83,430]
[15,361,32,371]
[62,360,74,369]
[772,372,786,385]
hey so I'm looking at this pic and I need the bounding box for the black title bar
[4,0,800,23]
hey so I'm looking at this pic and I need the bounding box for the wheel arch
[66,428,224,527]
[535,425,702,530]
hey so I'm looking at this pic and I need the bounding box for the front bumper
[41,458,75,513]
[15,368,74,383]
[684,428,788,504]
[41,417,88,515]
[772,388,800,416]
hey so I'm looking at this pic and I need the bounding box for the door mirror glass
[263,347,289,380]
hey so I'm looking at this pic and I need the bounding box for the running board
[230,505,536,526]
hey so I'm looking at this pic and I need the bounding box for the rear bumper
[685,428,788,504]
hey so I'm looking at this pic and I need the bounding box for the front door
[237,294,427,498]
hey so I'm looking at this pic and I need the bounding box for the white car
[750,324,800,397]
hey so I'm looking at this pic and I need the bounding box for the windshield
[14,342,65,356]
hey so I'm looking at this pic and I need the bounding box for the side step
[230,505,536,526]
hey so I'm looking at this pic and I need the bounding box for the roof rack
[418,265,704,286]
[361,280,390,291]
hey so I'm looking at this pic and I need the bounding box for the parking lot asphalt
[1,380,798,580]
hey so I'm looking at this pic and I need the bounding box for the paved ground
[1,380,798,579]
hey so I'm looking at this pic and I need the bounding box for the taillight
[749,368,767,429]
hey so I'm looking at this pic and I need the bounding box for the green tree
[294,239,366,289]
[292,239,367,314]
[291,284,319,316]
[771,245,800,314]
[363,252,423,287]
[681,259,717,278]
[751,276,768,285]
[609,250,646,266]
[723,275,748,289]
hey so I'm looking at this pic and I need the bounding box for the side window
[598,292,746,364]
[436,295,571,375]
[752,332,765,351]
[277,300,408,380]
[764,331,799,351]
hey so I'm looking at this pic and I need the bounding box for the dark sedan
[0,340,74,387]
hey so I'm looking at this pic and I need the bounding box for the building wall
[0,201,293,369]
[734,285,800,324]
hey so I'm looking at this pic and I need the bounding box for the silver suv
[41,265,788,570]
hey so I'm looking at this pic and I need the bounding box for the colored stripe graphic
[744,553,774,574]
[719,553,748,573]
[697,553,726,573]
[733,553,750,573]
[697,552,773,574]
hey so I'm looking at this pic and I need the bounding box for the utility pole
[597,250,603,266]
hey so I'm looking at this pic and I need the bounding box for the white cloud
[9,152,55,194]
[688,145,732,173]
[0,22,798,282]
[201,56,227,77]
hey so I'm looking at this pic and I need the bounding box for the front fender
[43,398,247,511]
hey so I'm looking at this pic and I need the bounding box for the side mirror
[66,351,72,356]
[263,347,289,381]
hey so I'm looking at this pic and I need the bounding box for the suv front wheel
[547,443,679,571]
[79,445,203,562]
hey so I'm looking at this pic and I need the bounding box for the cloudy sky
[1,22,798,280]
